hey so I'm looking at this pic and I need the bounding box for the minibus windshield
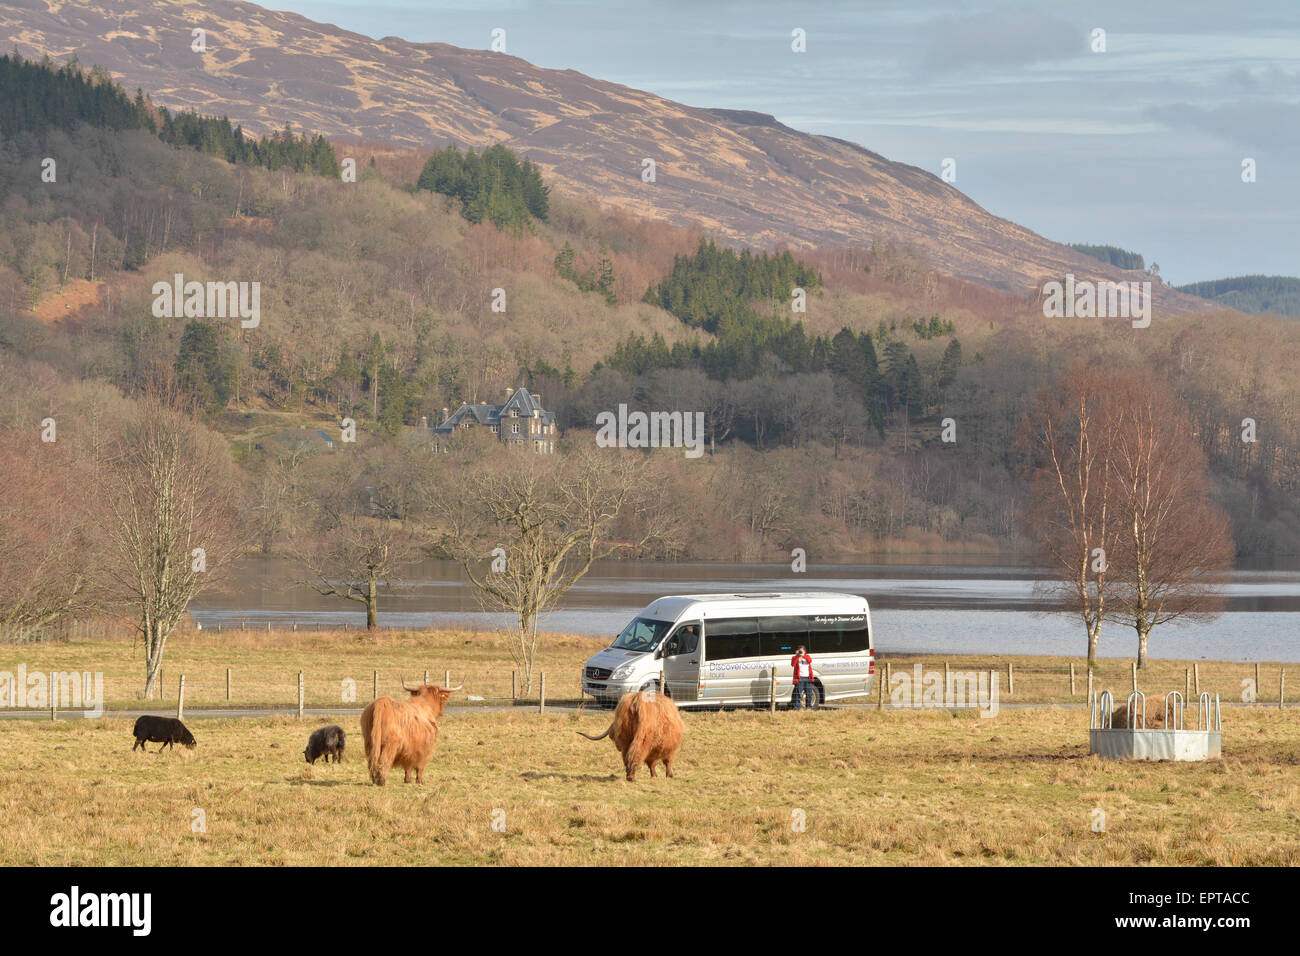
[610,617,673,652]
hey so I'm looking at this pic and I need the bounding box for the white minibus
[581,591,875,708]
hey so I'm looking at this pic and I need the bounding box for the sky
[274,0,1299,285]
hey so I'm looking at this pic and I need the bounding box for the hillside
[1,55,1296,562]
[1,0,1215,316]
[1176,275,1300,317]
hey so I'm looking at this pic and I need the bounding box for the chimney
[533,393,542,408]
[505,387,514,400]
[441,407,449,422]
[420,415,428,430]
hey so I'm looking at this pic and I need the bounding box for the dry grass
[1,627,608,709]
[2,628,1287,711]
[3,628,1296,866]
[1,705,1297,866]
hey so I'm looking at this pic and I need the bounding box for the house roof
[432,387,555,435]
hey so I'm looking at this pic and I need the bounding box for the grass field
[0,626,1290,710]
[2,629,1296,865]
[2,706,1298,865]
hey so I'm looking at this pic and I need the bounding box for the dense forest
[416,143,549,232]
[1068,243,1147,271]
[0,53,338,175]
[1176,275,1300,317]
[2,56,1298,562]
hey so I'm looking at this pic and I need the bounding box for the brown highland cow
[360,677,460,785]
[578,690,683,781]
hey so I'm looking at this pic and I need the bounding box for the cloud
[1224,65,1300,94]
[915,5,1087,73]
[1145,100,1300,153]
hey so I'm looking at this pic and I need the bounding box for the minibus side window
[760,616,808,657]
[705,618,759,660]
[807,617,870,654]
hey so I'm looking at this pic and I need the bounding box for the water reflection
[190,556,1300,661]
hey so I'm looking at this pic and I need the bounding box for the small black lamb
[304,724,346,764]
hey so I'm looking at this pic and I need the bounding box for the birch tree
[1105,375,1233,668]
[1020,363,1123,670]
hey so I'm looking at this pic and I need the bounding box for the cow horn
[400,675,420,691]
[445,683,464,692]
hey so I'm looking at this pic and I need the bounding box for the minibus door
[660,620,701,703]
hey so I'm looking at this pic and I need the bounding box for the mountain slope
[3,0,1213,314]
[1176,275,1300,317]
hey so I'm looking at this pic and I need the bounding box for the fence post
[660,667,666,696]
[51,697,56,721]
[176,674,186,720]
[539,672,547,714]
[160,667,164,700]
[297,671,304,720]
[423,669,429,686]
[1194,662,1200,696]
[769,668,776,713]
[944,660,949,689]
[1008,662,1014,696]
[372,670,378,701]
[1185,667,1191,701]
[1281,668,1286,710]
[1255,662,1261,702]
[1086,668,1094,712]
[445,669,450,688]
[226,667,231,702]
[1131,662,1138,694]
[512,671,517,701]
[1069,661,1076,696]
[877,670,884,711]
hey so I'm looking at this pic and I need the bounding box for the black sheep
[132,715,196,752]
[304,724,346,764]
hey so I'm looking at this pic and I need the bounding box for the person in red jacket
[791,645,816,710]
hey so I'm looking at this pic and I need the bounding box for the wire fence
[128,656,1291,720]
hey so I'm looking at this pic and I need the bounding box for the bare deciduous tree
[426,445,681,692]
[1020,363,1122,670]
[101,391,249,698]
[292,454,418,632]
[1022,364,1233,669]
[0,429,105,638]
[1105,376,1234,668]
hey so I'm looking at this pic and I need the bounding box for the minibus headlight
[610,662,634,680]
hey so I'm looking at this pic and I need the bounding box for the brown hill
[3,0,1212,315]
